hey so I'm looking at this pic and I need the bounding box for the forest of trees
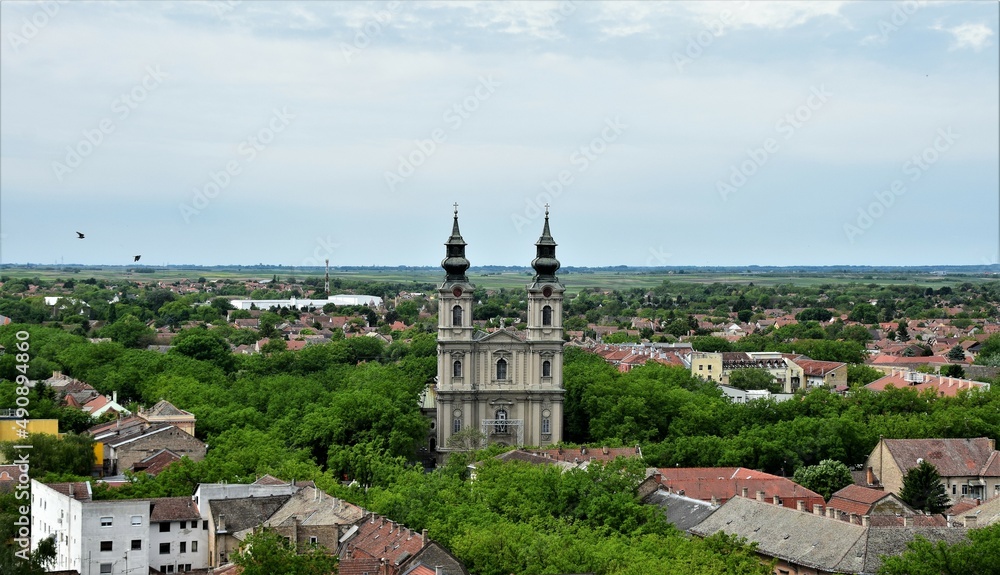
[3,273,1000,573]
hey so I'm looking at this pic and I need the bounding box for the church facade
[434,207,565,454]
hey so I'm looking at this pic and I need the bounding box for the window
[131,515,142,526]
[100,517,113,527]
[184,566,191,572]
[542,305,552,326]
[542,418,551,434]
[191,541,198,552]
[160,522,170,532]
[453,418,461,433]
[131,539,142,551]
[962,485,969,496]
[953,485,957,495]
[496,358,507,380]
[453,360,462,378]
[166,566,174,574]
[179,521,185,529]
[309,536,318,545]
[180,541,187,553]
[452,305,463,327]
[495,409,508,434]
[100,564,112,574]
[202,520,208,530]
[160,542,170,554]
[698,365,703,371]
[100,541,113,552]
[707,365,712,371]
[542,360,551,377]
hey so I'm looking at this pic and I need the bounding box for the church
[433,205,565,455]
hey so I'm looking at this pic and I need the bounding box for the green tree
[847,364,884,386]
[940,364,965,379]
[0,433,95,477]
[447,426,487,452]
[99,314,155,348]
[899,460,950,514]
[690,336,733,353]
[234,527,338,575]
[946,344,966,362]
[792,459,853,500]
[896,321,910,342]
[728,368,781,393]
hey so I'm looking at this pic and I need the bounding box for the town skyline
[1,1,997,268]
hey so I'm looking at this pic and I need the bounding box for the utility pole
[325,258,330,295]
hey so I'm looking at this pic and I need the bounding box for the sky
[0,1,997,268]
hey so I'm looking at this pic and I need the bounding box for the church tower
[435,206,564,456]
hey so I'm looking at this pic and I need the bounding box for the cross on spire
[453,202,459,216]
[544,203,550,216]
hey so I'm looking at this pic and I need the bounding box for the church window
[453,418,461,433]
[542,305,552,326]
[542,360,551,377]
[542,418,550,434]
[495,409,508,433]
[452,305,463,326]
[453,360,462,377]
[496,358,507,380]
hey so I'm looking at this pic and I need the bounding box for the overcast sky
[1,1,997,268]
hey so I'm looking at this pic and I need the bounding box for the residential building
[338,514,468,575]
[689,496,968,575]
[644,489,718,531]
[648,467,825,512]
[690,352,845,393]
[825,485,916,522]
[137,400,197,436]
[29,480,210,575]
[866,437,1000,503]
[865,370,990,398]
[237,485,364,554]
[102,425,206,476]
[434,207,564,454]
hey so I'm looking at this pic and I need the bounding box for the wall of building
[80,499,150,575]
[149,519,210,573]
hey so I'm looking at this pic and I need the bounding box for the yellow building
[0,418,59,442]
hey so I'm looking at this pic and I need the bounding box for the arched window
[542,360,551,377]
[453,360,462,378]
[495,409,508,433]
[453,418,462,433]
[541,418,551,435]
[452,305,463,326]
[496,358,507,380]
[542,305,552,326]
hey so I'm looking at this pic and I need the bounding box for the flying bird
[76,232,85,239]
[134,255,141,262]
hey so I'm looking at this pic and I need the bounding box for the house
[29,480,211,575]
[103,425,206,476]
[233,485,364,555]
[644,488,718,531]
[865,437,1000,504]
[137,400,197,436]
[689,496,969,575]
[865,370,990,398]
[209,495,292,566]
[648,467,825,512]
[825,485,916,522]
[338,514,468,575]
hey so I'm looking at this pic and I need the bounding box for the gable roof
[473,328,526,343]
[645,489,718,531]
[340,514,425,574]
[210,495,292,534]
[403,541,470,575]
[261,486,364,529]
[149,497,201,522]
[882,437,1000,477]
[653,467,824,507]
[142,399,194,418]
[131,449,182,476]
[827,485,910,517]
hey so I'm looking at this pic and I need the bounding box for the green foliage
[690,335,733,352]
[234,527,338,575]
[603,331,640,344]
[940,364,966,378]
[879,523,1000,575]
[99,314,155,348]
[847,364,884,386]
[899,460,950,514]
[0,433,95,478]
[946,344,966,361]
[727,368,782,393]
[796,308,833,322]
[792,459,853,500]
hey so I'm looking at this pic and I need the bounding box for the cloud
[932,21,994,51]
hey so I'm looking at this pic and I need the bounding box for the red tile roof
[652,467,824,510]
[882,437,1000,478]
[340,514,425,575]
[866,372,990,398]
[827,485,895,517]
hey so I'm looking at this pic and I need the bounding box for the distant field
[2,265,997,294]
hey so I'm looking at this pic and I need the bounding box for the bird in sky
[134,255,141,262]
[76,232,85,239]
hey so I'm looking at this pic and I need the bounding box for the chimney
[850,514,860,525]
[772,495,781,506]
[796,501,806,512]
[862,515,870,528]
[866,466,875,486]
[421,529,428,548]
[710,496,718,506]
[602,446,609,455]
[756,490,765,502]
[903,516,913,527]
[965,515,978,528]
[742,487,749,498]
[826,507,836,519]
[813,504,823,516]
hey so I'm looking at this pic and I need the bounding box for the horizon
[1,1,997,268]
